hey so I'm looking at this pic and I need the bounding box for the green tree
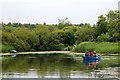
[75,27,94,44]
[33,25,52,50]
[106,10,119,22]
[96,33,110,42]
[46,30,64,50]
[2,31,17,45]
[62,26,80,45]
[103,10,120,42]
[58,17,72,29]
[95,15,108,38]
[107,19,120,42]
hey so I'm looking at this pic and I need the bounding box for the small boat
[10,50,17,53]
[82,59,100,64]
[82,56,101,60]
[9,50,18,57]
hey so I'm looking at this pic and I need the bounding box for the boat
[9,50,18,57]
[82,56,101,60]
[82,59,100,64]
[10,50,17,53]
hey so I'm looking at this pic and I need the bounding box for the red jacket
[88,52,94,55]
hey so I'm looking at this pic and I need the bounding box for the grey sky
[0,0,119,24]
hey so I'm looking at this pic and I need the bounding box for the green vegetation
[2,45,15,53]
[74,42,119,53]
[1,10,120,53]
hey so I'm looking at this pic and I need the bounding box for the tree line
[1,10,120,52]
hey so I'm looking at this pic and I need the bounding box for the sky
[0,0,119,24]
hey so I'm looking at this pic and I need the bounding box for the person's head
[86,51,88,53]
[93,51,96,53]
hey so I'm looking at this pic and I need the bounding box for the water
[1,53,120,78]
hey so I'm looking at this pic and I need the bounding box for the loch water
[1,53,120,78]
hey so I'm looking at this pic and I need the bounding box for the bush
[2,45,15,53]
[73,42,119,53]
[64,46,74,51]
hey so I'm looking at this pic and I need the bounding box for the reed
[74,42,119,53]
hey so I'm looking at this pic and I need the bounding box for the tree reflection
[2,54,119,78]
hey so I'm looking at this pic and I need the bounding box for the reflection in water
[2,54,120,78]
[83,60,100,68]
[86,62,97,68]
[2,54,77,78]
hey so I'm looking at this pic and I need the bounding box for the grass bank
[73,42,119,53]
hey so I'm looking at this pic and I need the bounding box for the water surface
[2,53,120,78]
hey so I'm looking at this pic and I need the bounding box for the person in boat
[93,51,97,57]
[85,51,89,56]
[88,51,94,57]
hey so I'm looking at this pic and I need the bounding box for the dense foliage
[74,42,119,53]
[1,10,120,53]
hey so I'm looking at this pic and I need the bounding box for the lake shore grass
[74,42,119,53]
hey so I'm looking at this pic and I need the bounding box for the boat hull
[82,56,101,60]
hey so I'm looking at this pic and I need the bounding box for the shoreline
[0,51,120,56]
[0,51,71,56]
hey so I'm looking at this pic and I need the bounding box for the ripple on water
[92,67,119,78]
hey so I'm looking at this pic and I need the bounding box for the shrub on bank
[64,46,74,51]
[2,45,15,53]
[74,42,119,53]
